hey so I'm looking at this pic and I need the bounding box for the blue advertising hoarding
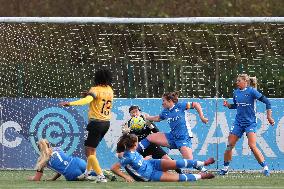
[0,98,283,170]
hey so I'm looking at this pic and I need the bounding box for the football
[129,116,146,130]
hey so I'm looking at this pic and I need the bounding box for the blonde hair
[35,139,52,171]
[249,76,257,88]
[237,74,257,88]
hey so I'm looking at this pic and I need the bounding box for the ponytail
[249,77,257,88]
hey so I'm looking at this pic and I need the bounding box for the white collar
[168,104,175,111]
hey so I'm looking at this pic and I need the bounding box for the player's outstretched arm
[111,162,134,182]
[145,115,161,122]
[59,95,93,107]
[191,102,208,124]
[141,114,158,131]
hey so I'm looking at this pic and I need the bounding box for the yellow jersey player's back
[59,69,113,182]
[88,85,114,121]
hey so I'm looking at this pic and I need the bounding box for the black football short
[140,143,167,159]
[84,120,110,148]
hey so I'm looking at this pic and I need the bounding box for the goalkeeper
[121,105,182,181]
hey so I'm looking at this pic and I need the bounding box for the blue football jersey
[233,87,262,125]
[47,147,73,175]
[159,102,190,138]
[120,150,153,179]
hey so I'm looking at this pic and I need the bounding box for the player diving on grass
[121,105,182,181]
[111,133,215,182]
[28,139,102,181]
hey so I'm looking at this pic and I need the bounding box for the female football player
[137,92,208,167]
[28,139,90,181]
[111,134,215,182]
[219,74,274,176]
[59,69,113,182]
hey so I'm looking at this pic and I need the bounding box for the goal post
[0,17,283,24]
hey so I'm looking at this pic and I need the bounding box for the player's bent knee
[225,144,235,151]
[146,134,155,141]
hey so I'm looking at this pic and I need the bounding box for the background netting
[0,21,284,170]
[0,23,283,98]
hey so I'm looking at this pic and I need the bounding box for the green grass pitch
[0,170,284,189]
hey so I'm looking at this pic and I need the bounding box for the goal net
[0,18,283,98]
[0,17,283,170]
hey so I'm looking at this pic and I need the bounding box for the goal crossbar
[0,17,283,24]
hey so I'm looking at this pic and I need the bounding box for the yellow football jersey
[88,85,114,121]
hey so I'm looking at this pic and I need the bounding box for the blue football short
[64,157,86,181]
[230,123,257,138]
[148,159,163,181]
[165,133,192,149]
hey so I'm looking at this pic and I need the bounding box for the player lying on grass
[28,139,113,182]
[111,133,215,182]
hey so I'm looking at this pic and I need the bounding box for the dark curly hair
[94,69,112,86]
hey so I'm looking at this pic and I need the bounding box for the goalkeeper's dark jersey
[127,115,159,142]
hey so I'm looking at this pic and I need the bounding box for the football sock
[87,155,103,175]
[223,161,230,171]
[176,159,198,168]
[259,161,269,170]
[137,138,150,152]
[178,174,201,182]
